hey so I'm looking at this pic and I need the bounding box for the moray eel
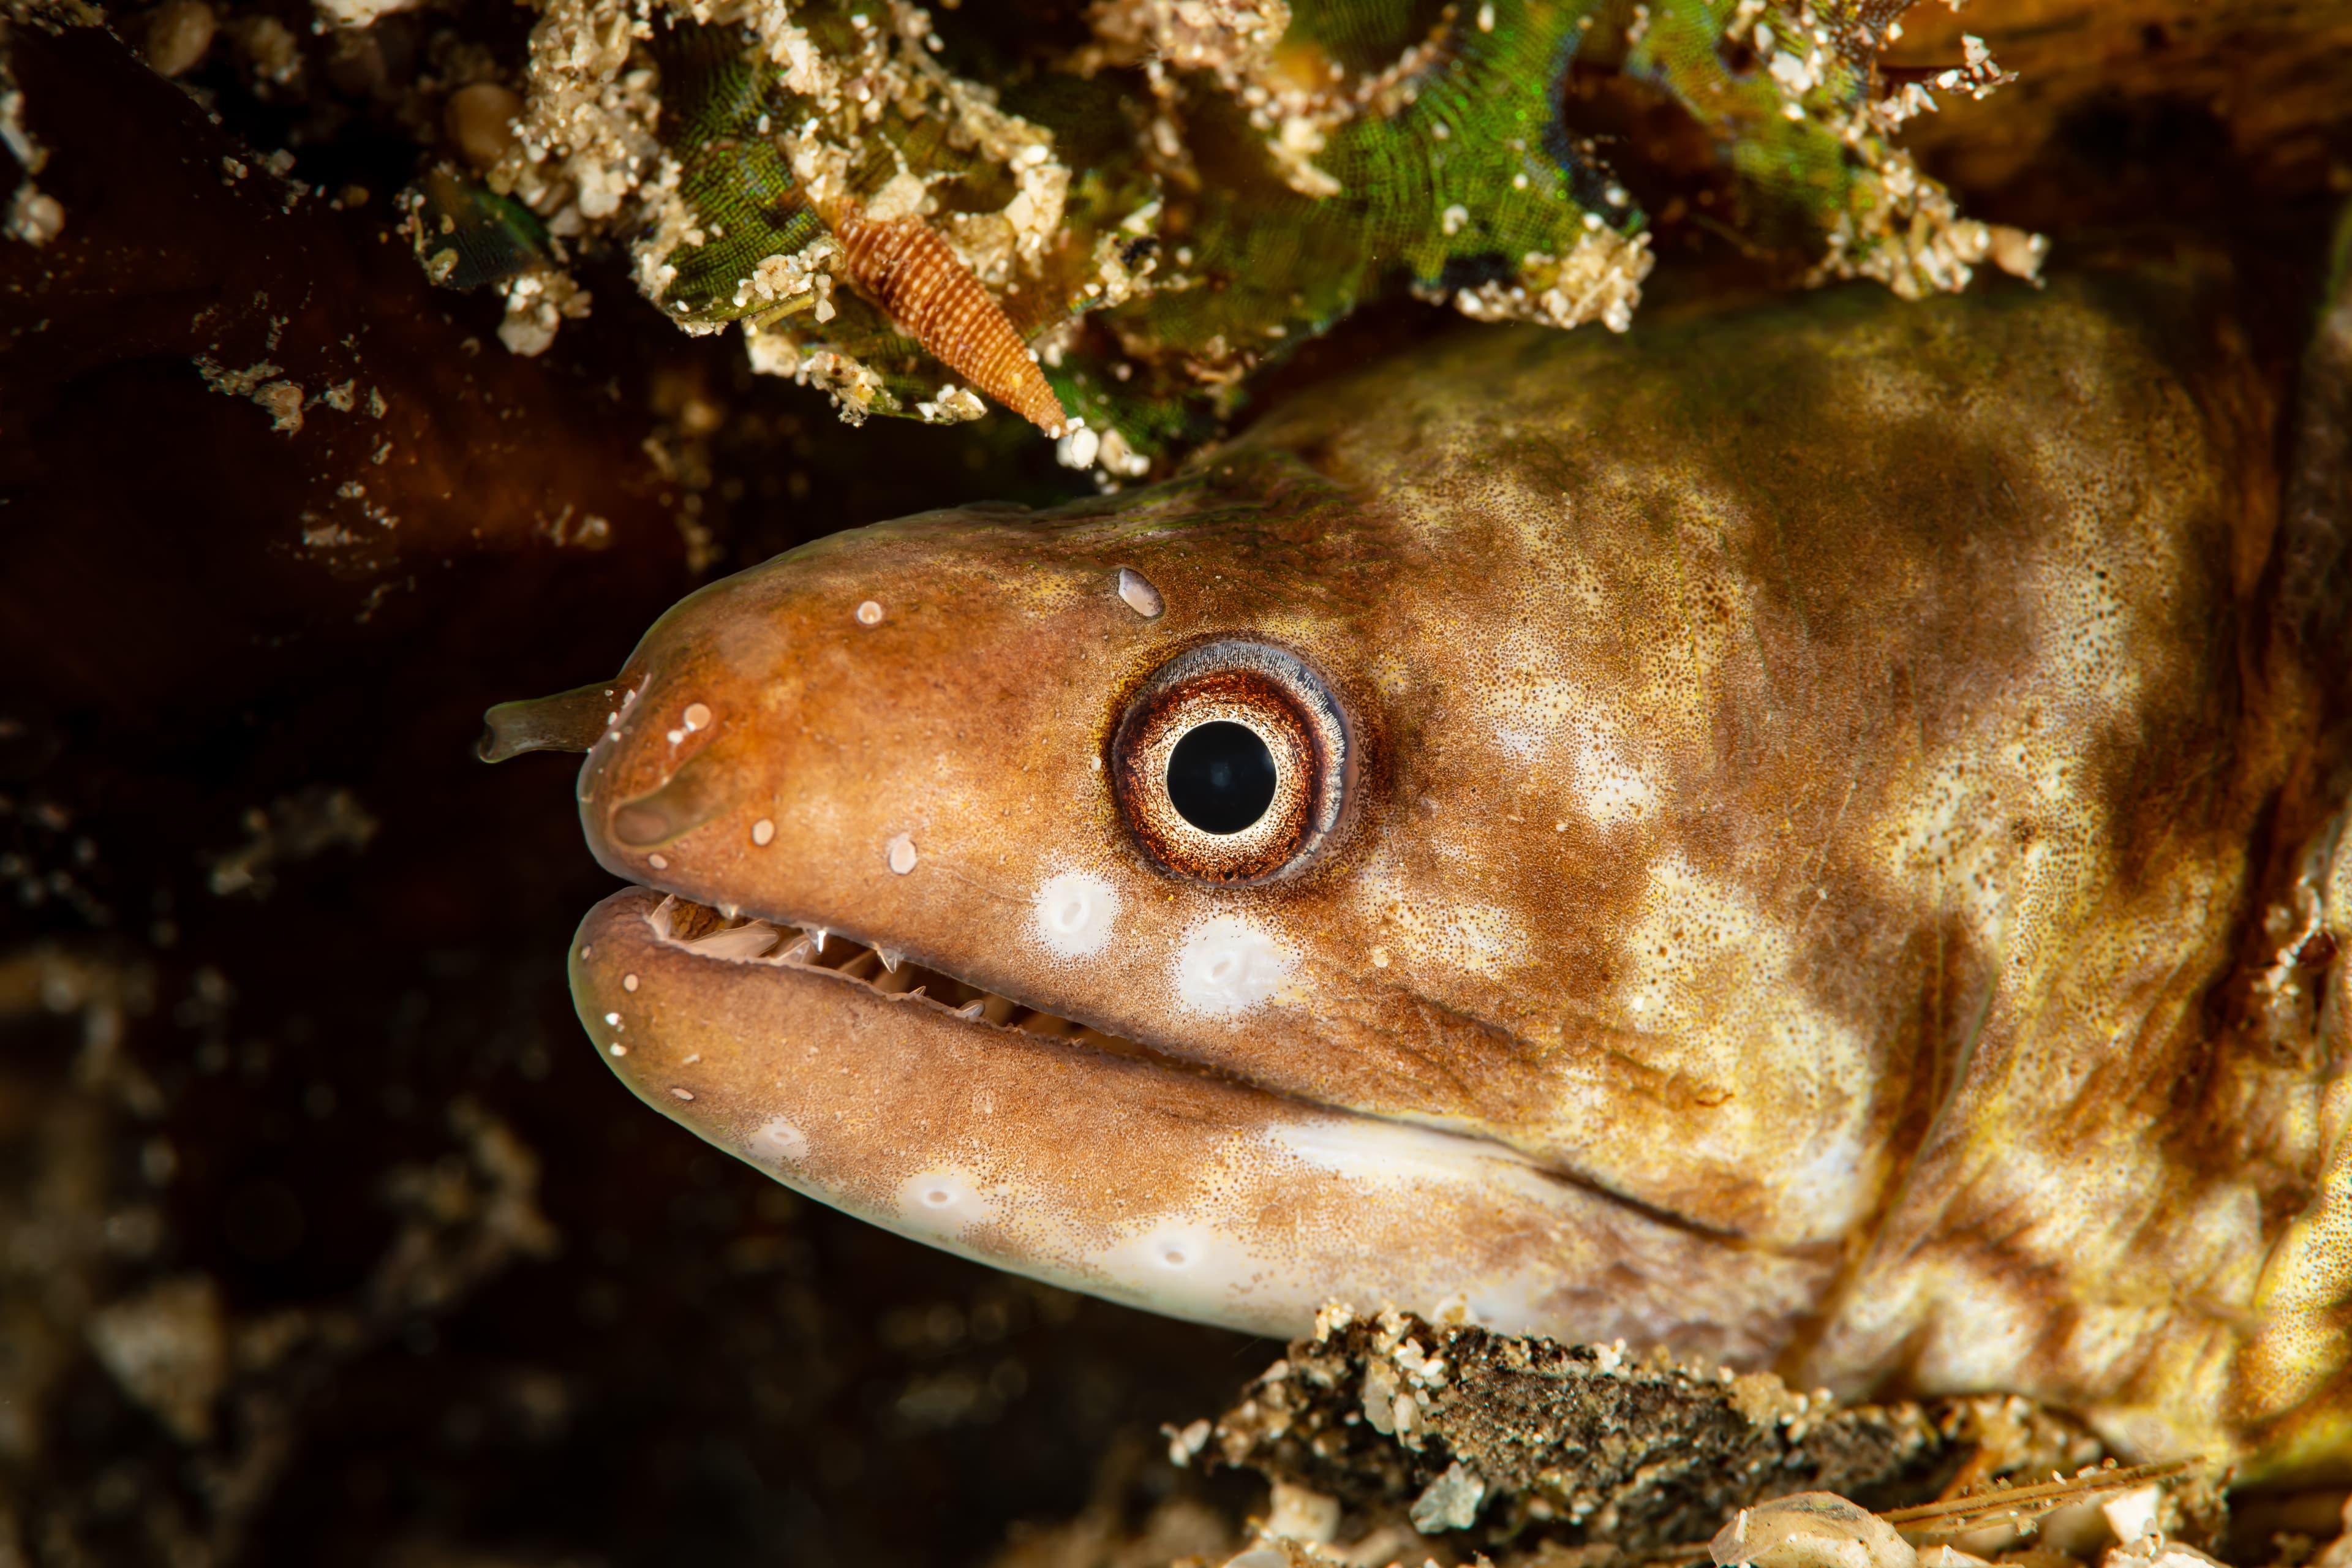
[497,263,2352,1479]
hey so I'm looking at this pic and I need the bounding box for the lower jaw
[570,884,1833,1365]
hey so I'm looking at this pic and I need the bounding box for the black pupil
[1166,722,1278,834]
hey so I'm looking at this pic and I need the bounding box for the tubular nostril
[478,679,617,762]
[609,751,726,849]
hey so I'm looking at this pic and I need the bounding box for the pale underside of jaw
[604,892,1828,1366]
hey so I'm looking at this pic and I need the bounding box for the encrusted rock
[1207,1306,1964,1551]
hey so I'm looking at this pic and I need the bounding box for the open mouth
[638,892,1741,1243]
[648,893,1199,1076]
[583,888,1818,1358]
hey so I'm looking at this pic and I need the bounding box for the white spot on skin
[649,853,668,870]
[752,818,775,846]
[622,973,638,992]
[1174,915,1292,1017]
[856,600,884,626]
[1116,567,1164,618]
[748,1117,808,1164]
[896,1169,992,1232]
[886,833,918,874]
[1136,1225,1213,1272]
[682,701,712,730]
[603,1011,620,1025]
[1099,1223,1240,1315]
[669,1087,695,1101]
[1031,872,1118,959]
[608,1042,627,1056]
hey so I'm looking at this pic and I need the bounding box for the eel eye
[1110,641,1349,884]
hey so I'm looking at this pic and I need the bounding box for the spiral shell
[831,213,1069,436]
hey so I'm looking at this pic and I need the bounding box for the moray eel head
[557,467,1831,1366]
[534,276,2352,1476]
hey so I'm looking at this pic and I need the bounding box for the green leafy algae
[459,0,2040,465]
[651,24,831,331]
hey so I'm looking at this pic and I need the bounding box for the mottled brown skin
[554,264,2352,1480]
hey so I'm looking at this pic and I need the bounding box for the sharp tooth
[907,986,926,999]
[838,949,882,981]
[682,921,780,960]
[812,928,827,954]
[775,938,813,965]
[979,994,1018,1026]
[957,1001,985,1019]
[878,948,902,974]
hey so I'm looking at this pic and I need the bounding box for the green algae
[439,0,2037,462]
